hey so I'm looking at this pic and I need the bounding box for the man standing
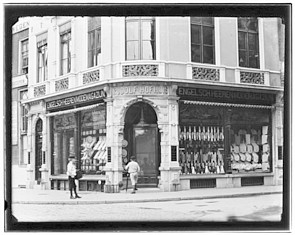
[125,156,140,194]
[66,156,81,199]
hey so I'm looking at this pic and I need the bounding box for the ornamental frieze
[192,67,220,81]
[83,69,100,84]
[55,78,69,92]
[34,85,46,97]
[240,71,264,84]
[122,64,159,77]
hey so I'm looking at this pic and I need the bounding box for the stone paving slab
[10,185,283,205]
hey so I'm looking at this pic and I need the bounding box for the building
[12,16,284,192]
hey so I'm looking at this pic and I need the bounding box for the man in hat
[66,156,81,199]
[125,156,140,194]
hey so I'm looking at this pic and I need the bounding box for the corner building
[18,16,284,192]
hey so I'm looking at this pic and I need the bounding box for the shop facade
[15,16,284,193]
[24,80,282,192]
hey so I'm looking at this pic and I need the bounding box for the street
[11,193,282,222]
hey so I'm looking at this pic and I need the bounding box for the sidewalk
[11,185,283,205]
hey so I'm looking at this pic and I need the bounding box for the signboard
[46,90,105,110]
[113,85,168,96]
[177,87,275,105]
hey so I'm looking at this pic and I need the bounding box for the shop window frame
[125,17,156,61]
[88,17,101,68]
[60,29,71,76]
[37,36,48,83]
[190,17,215,64]
[19,38,29,75]
[238,17,260,69]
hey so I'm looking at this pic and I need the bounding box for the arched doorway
[124,102,160,187]
[35,119,43,184]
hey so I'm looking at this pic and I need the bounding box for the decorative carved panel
[83,69,100,84]
[192,67,220,81]
[122,64,159,77]
[240,71,264,84]
[55,78,69,92]
[34,85,46,97]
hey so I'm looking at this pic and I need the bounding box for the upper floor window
[191,17,215,64]
[37,33,48,82]
[60,22,71,75]
[126,17,155,60]
[88,17,101,68]
[20,90,28,133]
[238,17,259,69]
[21,39,29,74]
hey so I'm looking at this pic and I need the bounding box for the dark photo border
[3,2,292,232]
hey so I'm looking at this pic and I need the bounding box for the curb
[12,191,282,205]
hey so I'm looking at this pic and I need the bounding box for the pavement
[10,185,283,205]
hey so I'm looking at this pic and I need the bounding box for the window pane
[238,32,246,50]
[126,21,139,40]
[249,50,259,68]
[88,31,95,51]
[191,45,201,63]
[203,46,214,64]
[127,41,139,60]
[248,33,257,51]
[238,18,248,30]
[191,17,202,24]
[202,17,214,25]
[142,20,154,40]
[203,26,214,45]
[88,50,94,67]
[191,25,201,44]
[61,43,68,60]
[239,50,247,67]
[142,40,154,60]
[247,18,258,31]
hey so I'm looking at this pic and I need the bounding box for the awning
[46,103,104,117]
[181,100,273,109]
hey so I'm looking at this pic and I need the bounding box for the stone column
[274,92,284,185]
[158,93,181,192]
[104,98,124,193]
[39,114,49,189]
[26,114,34,189]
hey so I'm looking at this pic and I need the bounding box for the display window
[52,113,76,175]
[179,103,272,175]
[179,105,225,175]
[230,108,271,173]
[80,107,106,174]
[51,105,106,176]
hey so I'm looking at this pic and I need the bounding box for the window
[191,17,215,64]
[88,17,101,68]
[20,90,28,133]
[126,17,155,60]
[37,35,48,82]
[21,39,29,74]
[238,17,259,68]
[60,29,71,75]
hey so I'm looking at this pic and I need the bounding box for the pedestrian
[125,156,140,194]
[66,156,81,199]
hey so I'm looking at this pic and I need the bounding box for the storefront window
[230,108,271,173]
[179,105,225,174]
[80,107,106,174]
[52,113,76,175]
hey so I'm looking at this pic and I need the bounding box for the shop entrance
[124,102,160,187]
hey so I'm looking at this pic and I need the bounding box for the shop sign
[46,90,105,110]
[113,85,168,96]
[12,21,29,34]
[178,87,275,105]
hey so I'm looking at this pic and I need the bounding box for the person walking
[66,156,81,199]
[125,156,140,194]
